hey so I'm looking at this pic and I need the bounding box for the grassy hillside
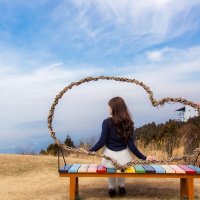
[134,116,200,162]
[0,154,200,200]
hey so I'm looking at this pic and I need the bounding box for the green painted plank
[133,165,145,173]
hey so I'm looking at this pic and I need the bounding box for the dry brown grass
[0,154,199,200]
[138,143,186,160]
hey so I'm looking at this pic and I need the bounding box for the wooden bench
[58,164,200,200]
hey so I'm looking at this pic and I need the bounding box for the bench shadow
[77,182,181,200]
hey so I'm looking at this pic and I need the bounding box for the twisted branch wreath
[47,76,200,170]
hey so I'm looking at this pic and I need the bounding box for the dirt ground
[0,154,199,200]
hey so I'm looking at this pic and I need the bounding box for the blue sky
[0,0,200,153]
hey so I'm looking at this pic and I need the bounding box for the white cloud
[146,47,173,61]
[71,0,200,48]
[33,0,200,60]
[145,45,200,63]
[1,0,200,61]
[1,45,200,131]
[0,59,199,153]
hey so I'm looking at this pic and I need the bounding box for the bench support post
[69,176,79,200]
[76,177,79,196]
[61,173,199,200]
[180,178,194,200]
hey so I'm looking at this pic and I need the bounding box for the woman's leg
[108,178,116,189]
[117,178,125,187]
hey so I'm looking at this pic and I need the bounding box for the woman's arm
[89,119,109,152]
[127,134,147,160]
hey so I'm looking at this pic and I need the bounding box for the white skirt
[102,147,132,168]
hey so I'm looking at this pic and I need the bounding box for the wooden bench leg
[69,176,76,200]
[75,177,79,196]
[180,178,194,200]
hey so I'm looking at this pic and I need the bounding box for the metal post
[58,147,60,171]
[193,152,200,167]
[61,148,66,165]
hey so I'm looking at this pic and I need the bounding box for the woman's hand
[146,156,158,161]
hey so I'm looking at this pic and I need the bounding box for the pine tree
[46,143,58,156]
[64,134,75,147]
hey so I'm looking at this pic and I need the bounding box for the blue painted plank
[68,164,81,173]
[142,165,156,173]
[59,164,73,173]
[107,168,116,173]
[187,165,200,174]
[150,165,166,174]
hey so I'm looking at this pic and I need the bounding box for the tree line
[40,134,75,156]
[134,116,200,157]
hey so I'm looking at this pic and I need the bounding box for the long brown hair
[108,97,134,141]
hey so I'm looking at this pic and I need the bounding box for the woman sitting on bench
[89,96,157,197]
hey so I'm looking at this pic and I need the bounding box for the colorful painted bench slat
[78,164,89,173]
[133,165,145,173]
[187,165,200,174]
[150,165,166,173]
[142,165,156,173]
[161,165,176,173]
[97,165,107,173]
[58,164,200,174]
[59,164,200,200]
[68,164,81,173]
[106,168,116,173]
[169,165,186,174]
[87,164,98,173]
[59,164,73,173]
[178,165,196,174]
[125,166,135,173]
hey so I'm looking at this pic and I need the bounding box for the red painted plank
[97,165,107,173]
[187,165,200,174]
[178,165,196,174]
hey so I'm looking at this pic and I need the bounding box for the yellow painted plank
[125,166,135,173]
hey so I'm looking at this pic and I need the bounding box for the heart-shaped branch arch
[47,76,200,170]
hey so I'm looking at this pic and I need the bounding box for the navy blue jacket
[89,118,146,160]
